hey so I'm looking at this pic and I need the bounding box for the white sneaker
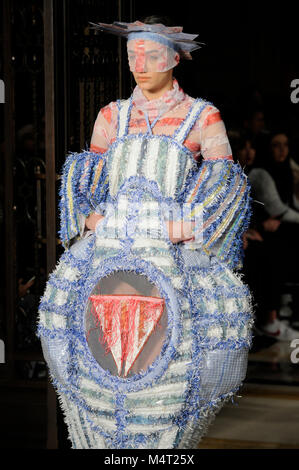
[260,319,299,342]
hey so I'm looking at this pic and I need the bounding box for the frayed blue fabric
[59,151,109,247]
[181,159,252,270]
[37,95,254,449]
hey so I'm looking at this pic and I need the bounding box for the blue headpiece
[89,20,204,60]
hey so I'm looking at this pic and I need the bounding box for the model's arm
[181,104,251,268]
[164,105,234,245]
[82,104,117,232]
[192,105,233,161]
[58,104,115,247]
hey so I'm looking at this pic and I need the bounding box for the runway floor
[198,383,299,449]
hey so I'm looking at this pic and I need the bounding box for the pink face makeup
[127,39,179,73]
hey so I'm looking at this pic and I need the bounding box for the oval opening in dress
[85,270,168,378]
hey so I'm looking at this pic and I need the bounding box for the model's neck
[141,79,174,101]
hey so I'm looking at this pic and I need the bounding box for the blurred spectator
[290,156,299,202]
[249,131,299,227]
[242,107,270,164]
[232,131,299,341]
[248,130,299,338]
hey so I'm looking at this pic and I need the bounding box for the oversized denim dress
[37,95,254,449]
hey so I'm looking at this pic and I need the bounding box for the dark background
[1,0,299,450]
[134,0,299,138]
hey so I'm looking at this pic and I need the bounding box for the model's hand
[85,212,105,232]
[165,220,195,244]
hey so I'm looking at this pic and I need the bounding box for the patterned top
[89,78,233,162]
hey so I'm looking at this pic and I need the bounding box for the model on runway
[37,17,254,449]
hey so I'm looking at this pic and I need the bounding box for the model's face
[271,133,289,163]
[132,69,174,95]
[127,38,179,73]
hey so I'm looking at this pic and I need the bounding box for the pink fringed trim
[88,294,165,376]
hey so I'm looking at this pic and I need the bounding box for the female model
[37,19,254,449]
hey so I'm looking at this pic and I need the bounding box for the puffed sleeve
[181,104,251,270]
[58,151,109,248]
[58,103,119,248]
